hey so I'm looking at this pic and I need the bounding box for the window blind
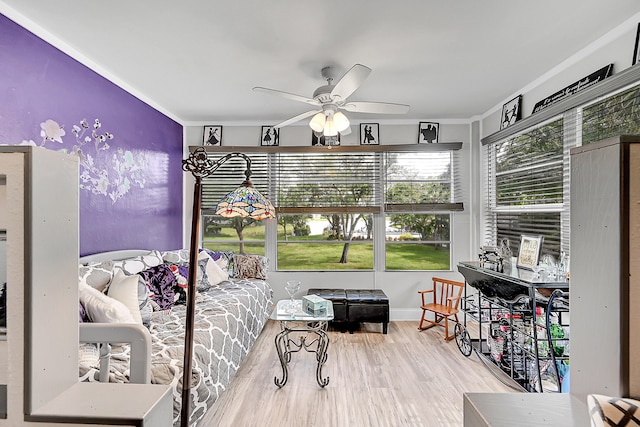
[200,144,463,215]
[274,151,381,213]
[384,150,463,212]
[582,82,640,144]
[484,117,564,256]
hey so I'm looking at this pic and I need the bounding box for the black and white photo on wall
[203,125,222,146]
[261,126,279,146]
[312,131,340,146]
[633,23,640,65]
[360,123,379,145]
[500,95,522,129]
[418,122,439,143]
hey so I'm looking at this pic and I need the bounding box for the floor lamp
[180,147,275,426]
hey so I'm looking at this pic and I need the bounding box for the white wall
[182,17,640,321]
[183,122,473,320]
[480,15,640,138]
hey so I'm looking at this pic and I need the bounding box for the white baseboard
[389,308,422,321]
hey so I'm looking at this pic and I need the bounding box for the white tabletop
[270,299,334,322]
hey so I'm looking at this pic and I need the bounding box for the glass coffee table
[270,299,334,388]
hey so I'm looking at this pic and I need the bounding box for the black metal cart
[455,261,570,392]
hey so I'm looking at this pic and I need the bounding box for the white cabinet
[0,146,171,426]
[570,135,640,400]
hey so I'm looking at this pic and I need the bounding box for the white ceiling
[3,1,640,125]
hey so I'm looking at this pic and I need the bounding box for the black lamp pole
[180,148,258,427]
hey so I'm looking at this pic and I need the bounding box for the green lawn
[385,243,450,270]
[203,225,450,271]
[277,242,373,270]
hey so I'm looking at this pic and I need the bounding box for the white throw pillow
[106,269,143,324]
[79,282,136,324]
[198,250,229,287]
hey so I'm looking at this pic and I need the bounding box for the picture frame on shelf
[312,131,340,146]
[261,126,279,146]
[203,125,222,146]
[418,122,439,143]
[500,95,522,129]
[516,234,543,270]
[633,23,640,65]
[360,123,379,145]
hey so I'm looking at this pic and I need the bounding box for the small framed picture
[633,23,640,65]
[418,122,439,144]
[261,126,279,146]
[360,123,379,145]
[516,234,544,270]
[203,125,222,146]
[312,131,340,146]
[500,95,522,129]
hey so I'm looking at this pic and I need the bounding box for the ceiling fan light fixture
[323,116,337,136]
[309,112,326,132]
[333,111,350,132]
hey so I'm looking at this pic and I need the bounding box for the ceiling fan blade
[273,109,321,129]
[330,64,372,101]
[343,101,410,114]
[253,87,320,106]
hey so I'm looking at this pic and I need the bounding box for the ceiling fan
[253,64,410,137]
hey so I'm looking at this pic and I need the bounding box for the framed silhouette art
[203,125,222,146]
[261,126,279,146]
[500,95,522,130]
[418,122,439,144]
[360,123,379,145]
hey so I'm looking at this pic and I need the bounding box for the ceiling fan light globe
[309,112,326,132]
[323,117,337,136]
[333,111,350,132]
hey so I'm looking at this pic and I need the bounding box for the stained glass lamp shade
[216,179,275,220]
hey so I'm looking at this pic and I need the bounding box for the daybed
[77,249,273,426]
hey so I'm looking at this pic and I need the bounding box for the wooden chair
[418,277,465,341]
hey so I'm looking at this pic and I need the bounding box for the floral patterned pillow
[232,254,269,280]
[167,263,189,305]
[138,264,177,311]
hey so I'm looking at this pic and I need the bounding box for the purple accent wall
[0,14,183,256]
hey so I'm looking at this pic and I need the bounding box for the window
[582,84,640,144]
[201,216,266,256]
[273,151,379,271]
[482,70,640,261]
[384,151,459,270]
[200,144,462,271]
[484,118,565,257]
[277,213,374,270]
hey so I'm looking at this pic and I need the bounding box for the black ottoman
[306,288,389,334]
[346,289,389,334]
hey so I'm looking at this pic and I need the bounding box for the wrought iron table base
[274,321,330,388]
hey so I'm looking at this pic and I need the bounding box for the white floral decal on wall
[23,118,147,204]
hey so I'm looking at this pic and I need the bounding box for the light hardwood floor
[201,320,519,427]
